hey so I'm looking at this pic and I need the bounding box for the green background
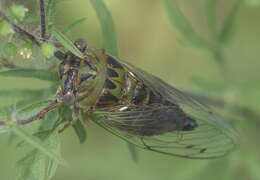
[1,0,260,180]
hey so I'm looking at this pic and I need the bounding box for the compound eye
[74,38,87,52]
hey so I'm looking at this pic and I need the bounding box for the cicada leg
[58,106,80,133]
[17,100,63,125]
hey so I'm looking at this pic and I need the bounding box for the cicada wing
[91,104,236,159]
[119,60,238,143]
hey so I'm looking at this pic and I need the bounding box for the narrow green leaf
[0,69,58,82]
[72,120,87,144]
[127,143,139,162]
[51,27,84,58]
[46,159,59,180]
[63,17,87,34]
[0,89,44,98]
[12,126,67,166]
[218,0,243,43]
[46,0,62,26]
[58,106,86,143]
[18,99,53,115]
[44,132,61,180]
[23,14,40,24]
[204,0,217,36]
[163,0,211,49]
[90,0,118,57]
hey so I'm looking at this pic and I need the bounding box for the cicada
[10,38,236,159]
[0,2,237,159]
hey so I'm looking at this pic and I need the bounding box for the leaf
[18,99,53,115]
[16,132,62,180]
[16,150,46,180]
[0,69,58,82]
[44,132,62,180]
[0,20,14,35]
[0,89,44,98]
[46,0,63,26]
[10,5,28,21]
[63,17,87,34]
[204,0,217,35]
[41,42,55,58]
[90,0,118,57]
[58,106,87,143]
[127,143,139,162]
[72,120,87,144]
[163,0,211,49]
[12,126,67,166]
[3,42,18,57]
[51,27,84,58]
[218,0,243,43]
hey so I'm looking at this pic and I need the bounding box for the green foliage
[12,126,66,166]
[0,0,260,180]
[163,0,242,74]
[0,20,14,35]
[51,27,84,58]
[10,5,28,21]
[16,131,64,180]
[90,0,118,57]
[0,69,58,82]
[218,0,243,43]
[63,17,87,35]
[41,42,55,58]
[2,42,18,57]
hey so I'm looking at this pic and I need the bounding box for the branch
[0,57,17,69]
[39,0,47,41]
[0,10,41,46]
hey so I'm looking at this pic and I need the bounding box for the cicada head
[58,38,100,106]
[74,38,88,53]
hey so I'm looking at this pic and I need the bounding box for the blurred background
[1,0,260,180]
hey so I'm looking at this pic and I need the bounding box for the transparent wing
[91,57,238,159]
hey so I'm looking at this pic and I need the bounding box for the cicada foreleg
[58,106,80,133]
[16,100,63,125]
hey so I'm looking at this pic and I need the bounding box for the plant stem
[0,10,41,46]
[39,0,47,41]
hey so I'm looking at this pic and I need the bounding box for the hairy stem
[39,0,47,41]
[0,10,41,46]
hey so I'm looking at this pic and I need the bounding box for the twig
[39,0,47,41]
[0,10,41,46]
[0,57,17,69]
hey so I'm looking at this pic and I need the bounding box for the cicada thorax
[94,56,127,107]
